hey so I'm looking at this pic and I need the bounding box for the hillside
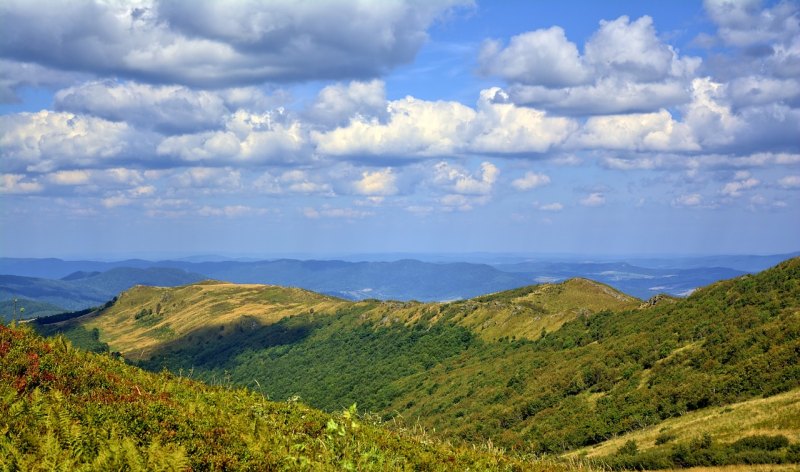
[0,322,568,471]
[0,268,207,315]
[0,298,65,321]
[35,258,800,468]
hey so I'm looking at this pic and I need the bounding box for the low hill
[0,322,566,471]
[0,274,109,310]
[0,297,66,321]
[494,261,746,298]
[35,259,800,468]
[0,268,207,314]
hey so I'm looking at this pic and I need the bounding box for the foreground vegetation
[34,257,800,469]
[0,322,580,471]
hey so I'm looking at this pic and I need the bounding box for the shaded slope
[0,323,563,471]
[35,259,800,463]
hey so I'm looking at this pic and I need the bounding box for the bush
[731,434,790,451]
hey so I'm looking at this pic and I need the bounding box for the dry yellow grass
[567,387,800,459]
[659,466,800,472]
[361,278,640,342]
[77,282,352,360]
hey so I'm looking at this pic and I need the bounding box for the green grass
[1,321,586,471]
[32,258,800,467]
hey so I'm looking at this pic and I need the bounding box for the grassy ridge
[0,322,578,471]
[34,258,800,467]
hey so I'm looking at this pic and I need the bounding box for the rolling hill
[0,267,207,316]
[34,257,800,470]
[0,322,567,471]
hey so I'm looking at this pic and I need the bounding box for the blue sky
[0,0,798,259]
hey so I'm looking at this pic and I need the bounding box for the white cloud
[313,89,575,158]
[512,172,550,190]
[303,206,372,219]
[584,16,688,82]
[507,78,691,115]
[353,168,398,196]
[439,193,490,212]
[55,80,230,133]
[433,161,498,195]
[479,26,590,87]
[778,175,800,189]
[46,170,92,186]
[173,167,242,190]
[197,205,270,218]
[673,193,703,207]
[704,0,800,47]
[308,80,388,127]
[157,110,307,165]
[482,15,701,114]
[471,88,577,154]
[721,175,759,197]
[537,202,563,212]
[101,195,132,208]
[0,0,469,88]
[571,109,698,152]
[0,111,136,172]
[313,96,476,158]
[0,174,42,194]
[728,76,800,108]
[580,192,606,207]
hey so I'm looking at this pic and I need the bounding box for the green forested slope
[0,322,573,471]
[34,258,800,467]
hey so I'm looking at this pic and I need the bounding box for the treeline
[602,434,800,469]
[33,297,116,325]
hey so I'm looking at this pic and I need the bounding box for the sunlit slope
[0,323,573,471]
[45,277,639,360]
[378,258,800,453]
[568,387,800,459]
[34,259,800,464]
[70,281,350,360]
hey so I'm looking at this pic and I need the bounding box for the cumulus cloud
[721,171,760,197]
[479,26,590,87]
[172,167,242,191]
[308,80,388,127]
[55,80,230,133]
[481,15,701,114]
[704,0,800,47]
[313,96,476,158]
[512,172,550,190]
[779,175,800,189]
[313,88,575,159]
[433,161,498,195]
[0,174,42,194]
[0,110,141,173]
[157,110,307,165]
[353,168,398,196]
[673,193,704,207]
[537,202,563,211]
[571,109,698,152]
[580,192,606,207]
[0,0,468,88]
[0,59,89,103]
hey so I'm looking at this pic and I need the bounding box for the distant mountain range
[0,267,206,318]
[1,252,797,318]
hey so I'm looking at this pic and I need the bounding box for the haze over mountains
[1,252,797,319]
